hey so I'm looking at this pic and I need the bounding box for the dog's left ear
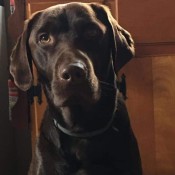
[90,3,135,72]
[10,12,41,91]
[10,22,32,91]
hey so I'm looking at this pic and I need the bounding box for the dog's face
[10,2,134,108]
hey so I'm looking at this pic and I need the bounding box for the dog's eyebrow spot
[34,8,68,32]
[36,14,69,35]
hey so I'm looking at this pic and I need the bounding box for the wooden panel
[120,57,156,175]
[117,1,175,175]
[120,55,175,175]
[135,42,175,58]
[27,0,115,16]
[119,58,155,175]
[118,0,175,43]
[118,0,175,57]
[152,56,175,175]
[27,0,105,15]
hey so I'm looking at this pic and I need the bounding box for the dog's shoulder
[39,108,61,150]
[113,95,131,133]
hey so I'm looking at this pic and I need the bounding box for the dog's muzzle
[52,53,100,107]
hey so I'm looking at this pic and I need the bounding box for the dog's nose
[60,62,87,82]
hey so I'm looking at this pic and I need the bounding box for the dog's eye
[84,27,101,40]
[39,33,51,44]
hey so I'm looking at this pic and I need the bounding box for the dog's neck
[53,105,117,138]
[43,81,117,133]
[55,92,117,134]
[59,104,106,131]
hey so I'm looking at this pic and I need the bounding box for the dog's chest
[62,132,119,164]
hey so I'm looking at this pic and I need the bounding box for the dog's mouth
[51,80,117,133]
[52,79,116,110]
[52,79,100,108]
[58,94,95,108]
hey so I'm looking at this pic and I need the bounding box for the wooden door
[26,0,117,151]
[118,1,175,175]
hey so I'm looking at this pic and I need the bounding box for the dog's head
[10,2,134,108]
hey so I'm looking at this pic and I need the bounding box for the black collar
[53,108,118,138]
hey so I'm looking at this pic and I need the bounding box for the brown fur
[10,2,142,175]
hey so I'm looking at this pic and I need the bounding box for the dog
[10,2,142,175]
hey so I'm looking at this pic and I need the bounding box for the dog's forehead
[41,3,96,24]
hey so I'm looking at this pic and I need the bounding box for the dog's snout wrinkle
[60,62,87,82]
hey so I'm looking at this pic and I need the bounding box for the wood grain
[153,56,175,175]
[120,57,156,175]
[118,0,175,43]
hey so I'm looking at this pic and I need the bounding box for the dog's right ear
[10,12,41,91]
[90,3,135,72]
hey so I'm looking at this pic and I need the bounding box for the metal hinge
[28,83,42,105]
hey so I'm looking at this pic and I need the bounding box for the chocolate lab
[10,2,142,175]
